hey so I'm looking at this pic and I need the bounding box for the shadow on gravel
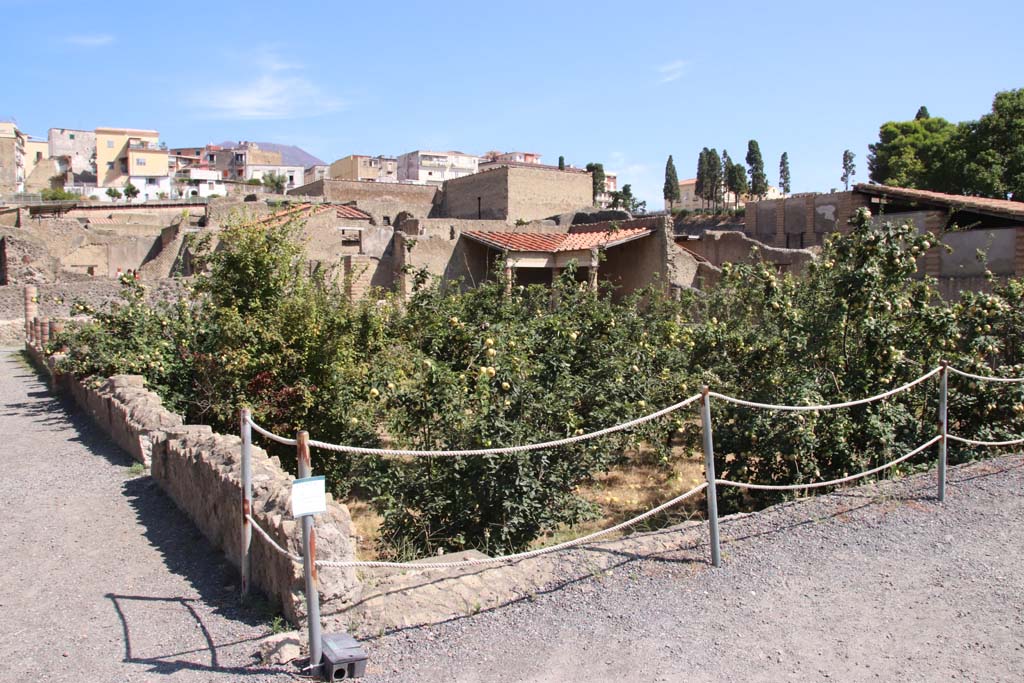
[106,594,284,678]
[346,530,706,643]
[3,352,281,675]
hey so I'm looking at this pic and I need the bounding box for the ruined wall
[506,167,594,223]
[26,345,360,625]
[588,216,673,298]
[440,168,510,220]
[685,230,816,274]
[0,278,185,319]
[746,191,869,247]
[290,179,440,225]
[393,230,491,295]
[441,167,593,222]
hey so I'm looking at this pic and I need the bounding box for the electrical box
[321,633,368,680]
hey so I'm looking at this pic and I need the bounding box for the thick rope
[315,483,709,570]
[716,435,942,491]
[709,367,942,412]
[947,366,1024,384]
[246,514,303,562]
[948,434,1024,447]
[249,419,298,446]
[269,393,705,457]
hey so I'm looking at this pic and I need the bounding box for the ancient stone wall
[25,344,360,625]
[0,278,185,319]
[290,179,440,226]
[686,230,816,274]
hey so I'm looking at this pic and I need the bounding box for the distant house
[94,127,172,200]
[328,155,397,182]
[397,150,480,186]
[304,164,329,185]
[213,142,303,189]
[0,121,27,193]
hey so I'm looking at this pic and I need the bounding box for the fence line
[715,436,942,491]
[239,362,1023,671]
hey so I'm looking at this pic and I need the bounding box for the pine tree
[663,155,680,210]
[746,140,768,199]
[841,149,856,190]
[779,152,791,196]
[915,106,930,120]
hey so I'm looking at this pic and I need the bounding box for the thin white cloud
[66,34,114,47]
[192,52,345,120]
[656,59,689,84]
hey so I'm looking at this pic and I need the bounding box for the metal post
[701,386,721,567]
[938,361,948,502]
[240,408,252,597]
[297,431,323,674]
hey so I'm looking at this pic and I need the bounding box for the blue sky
[3,0,1022,205]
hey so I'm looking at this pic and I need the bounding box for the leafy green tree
[867,113,957,190]
[779,152,791,195]
[586,163,606,205]
[841,149,857,190]
[262,172,287,194]
[959,88,1024,200]
[915,106,930,120]
[746,140,768,199]
[123,182,140,201]
[663,155,680,210]
[105,187,122,201]
[558,156,565,171]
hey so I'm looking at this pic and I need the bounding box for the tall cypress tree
[663,155,680,210]
[779,152,791,195]
[746,140,768,199]
[841,149,856,190]
[706,148,723,210]
[695,148,708,210]
[721,150,732,203]
[586,163,605,205]
[558,155,565,171]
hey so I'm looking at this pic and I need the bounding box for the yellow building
[0,121,27,193]
[23,138,48,180]
[328,154,397,181]
[95,127,166,187]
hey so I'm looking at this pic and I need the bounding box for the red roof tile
[463,226,652,253]
[336,205,371,220]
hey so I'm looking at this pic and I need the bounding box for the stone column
[588,248,599,291]
[39,318,49,347]
[504,265,514,295]
[24,285,37,342]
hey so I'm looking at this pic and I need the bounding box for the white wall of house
[245,164,305,188]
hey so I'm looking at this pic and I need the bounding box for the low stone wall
[0,278,186,320]
[24,343,360,625]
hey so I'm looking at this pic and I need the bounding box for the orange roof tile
[463,226,652,253]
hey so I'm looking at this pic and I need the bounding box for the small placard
[291,476,326,518]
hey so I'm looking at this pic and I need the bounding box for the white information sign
[291,476,327,518]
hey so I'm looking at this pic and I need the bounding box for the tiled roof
[855,184,1024,221]
[336,205,371,220]
[463,226,652,253]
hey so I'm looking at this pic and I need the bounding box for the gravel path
[363,455,1024,682]
[0,350,295,683]
[3,346,1022,682]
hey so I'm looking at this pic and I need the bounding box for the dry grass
[344,443,707,560]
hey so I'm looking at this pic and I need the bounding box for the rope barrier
[249,419,297,446]
[249,393,704,457]
[948,366,1024,384]
[709,367,942,412]
[715,435,942,491]
[947,434,1024,447]
[246,514,303,562]
[314,483,709,570]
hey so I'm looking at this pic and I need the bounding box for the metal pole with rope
[240,408,253,597]
[937,361,948,502]
[701,386,721,568]
[297,430,323,674]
